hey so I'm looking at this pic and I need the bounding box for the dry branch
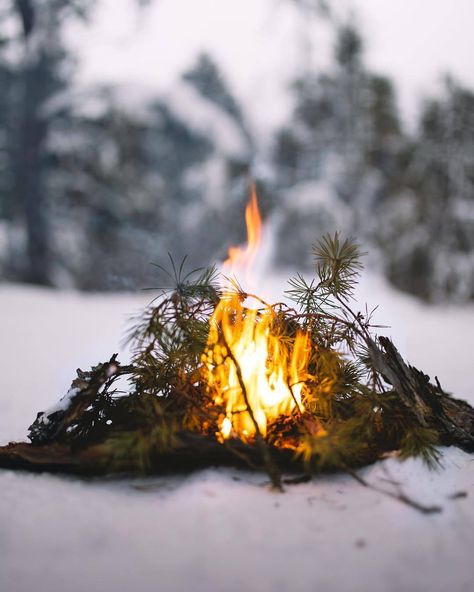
[371,337,474,452]
[0,433,298,477]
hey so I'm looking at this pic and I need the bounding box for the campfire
[203,186,311,443]
[1,186,474,495]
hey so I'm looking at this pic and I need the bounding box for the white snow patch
[284,179,352,228]
[162,80,249,159]
[38,387,80,424]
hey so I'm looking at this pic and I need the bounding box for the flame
[202,186,312,442]
[222,182,262,285]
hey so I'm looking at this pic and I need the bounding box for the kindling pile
[1,191,473,491]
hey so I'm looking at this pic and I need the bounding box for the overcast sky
[70,0,474,133]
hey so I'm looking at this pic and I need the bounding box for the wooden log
[0,433,300,477]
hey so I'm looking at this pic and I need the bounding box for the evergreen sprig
[313,232,365,302]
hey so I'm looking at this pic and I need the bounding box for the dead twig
[345,467,442,515]
[221,333,283,491]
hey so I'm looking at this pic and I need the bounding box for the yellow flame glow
[201,185,312,441]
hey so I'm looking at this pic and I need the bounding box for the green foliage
[286,233,365,314]
[398,427,441,469]
[313,232,365,302]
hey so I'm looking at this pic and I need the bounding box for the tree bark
[371,336,474,452]
[0,433,299,477]
[14,50,52,286]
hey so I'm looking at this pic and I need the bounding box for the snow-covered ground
[1,275,473,592]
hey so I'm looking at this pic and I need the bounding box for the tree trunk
[14,43,52,285]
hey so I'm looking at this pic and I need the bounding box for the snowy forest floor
[1,272,474,592]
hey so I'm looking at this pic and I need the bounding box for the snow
[68,0,474,133]
[37,387,80,426]
[1,277,474,592]
[162,80,249,159]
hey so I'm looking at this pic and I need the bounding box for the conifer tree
[384,78,474,300]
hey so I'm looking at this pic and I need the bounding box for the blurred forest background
[1,0,473,300]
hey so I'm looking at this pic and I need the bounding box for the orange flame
[223,182,262,285]
[202,185,312,442]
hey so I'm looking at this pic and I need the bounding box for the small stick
[221,333,283,491]
[223,440,260,471]
[286,379,304,416]
[345,467,442,515]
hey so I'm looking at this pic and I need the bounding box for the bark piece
[28,356,130,444]
[371,336,474,451]
[0,434,298,477]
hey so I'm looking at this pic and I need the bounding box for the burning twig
[221,332,283,491]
